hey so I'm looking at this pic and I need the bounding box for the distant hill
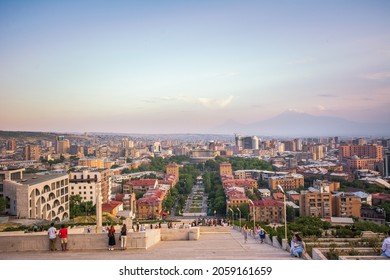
[0,131,92,141]
[0,131,58,141]
[214,111,390,137]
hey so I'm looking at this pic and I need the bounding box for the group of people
[241,224,266,244]
[47,223,68,252]
[45,222,390,258]
[107,224,128,251]
[241,224,305,258]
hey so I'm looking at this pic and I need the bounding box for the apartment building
[55,136,70,154]
[24,144,40,161]
[268,174,304,191]
[166,163,179,185]
[1,167,69,221]
[339,144,383,161]
[219,163,233,177]
[222,178,257,191]
[312,179,340,193]
[300,189,332,219]
[252,199,284,223]
[332,192,361,219]
[225,187,249,211]
[78,157,104,169]
[69,168,112,204]
[136,189,167,219]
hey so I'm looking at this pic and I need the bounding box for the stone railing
[0,227,201,252]
[312,247,381,260]
[160,227,200,241]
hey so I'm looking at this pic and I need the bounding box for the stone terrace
[0,227,298,260]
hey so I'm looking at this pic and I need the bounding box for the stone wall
[160,227,200,241]
[0,227,202,252]
[0,230,161,252]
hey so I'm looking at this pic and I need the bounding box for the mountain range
[213,111,390,137]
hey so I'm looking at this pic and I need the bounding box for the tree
[0,197,6,213]
[286,205,295,222]
[69,195,96,219]
[203,172,211,193]
[70,195,83,219]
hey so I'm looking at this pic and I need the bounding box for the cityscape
[1,1,390,262]
[0,131,389,260]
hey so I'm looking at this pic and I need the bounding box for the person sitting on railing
[291,234,304,257]
[381,230,390,258]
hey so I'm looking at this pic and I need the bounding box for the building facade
[69,168,112,204]
[268,174,304,191]
[252,200,284,223]
[332,193,361,218]
[299,190,332,218]
[78,157,104,169]
[1,168,69,221]
[219,163,233,177]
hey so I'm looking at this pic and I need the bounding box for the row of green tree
[204,171,226,216]
[121,155,190,174]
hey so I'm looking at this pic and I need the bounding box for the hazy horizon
[1,1,390,134]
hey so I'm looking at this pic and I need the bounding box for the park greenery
[0,197,6,213]
[69,194,96,219]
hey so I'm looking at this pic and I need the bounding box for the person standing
[381,230,390,258]
[47,223,57,251]
[259,227,266,244]
[107,225,116,251]
[120,224,127,250]
[58,224,68,251]
[242,224,248,243]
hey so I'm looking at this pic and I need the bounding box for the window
[11,172,21,180]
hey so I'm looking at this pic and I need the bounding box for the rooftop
[14,172,68,186]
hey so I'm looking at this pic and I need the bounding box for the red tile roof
[125,179,157,187]
[102,201,123,212]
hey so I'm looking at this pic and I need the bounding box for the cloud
[288,108,304,113]
[198,95,234,108]
[315,105,326,111]
[318,94,337,98]
[360,72,390,80]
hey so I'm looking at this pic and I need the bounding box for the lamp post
[248,199,255,235]
[236,207,241,229]
[228,208,234,227]
[277,184,287,242]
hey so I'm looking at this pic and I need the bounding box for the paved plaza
[0,228,298,260]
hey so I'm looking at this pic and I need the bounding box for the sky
[1,0,390,134]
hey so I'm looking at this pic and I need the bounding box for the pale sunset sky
[1,0,389,134]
